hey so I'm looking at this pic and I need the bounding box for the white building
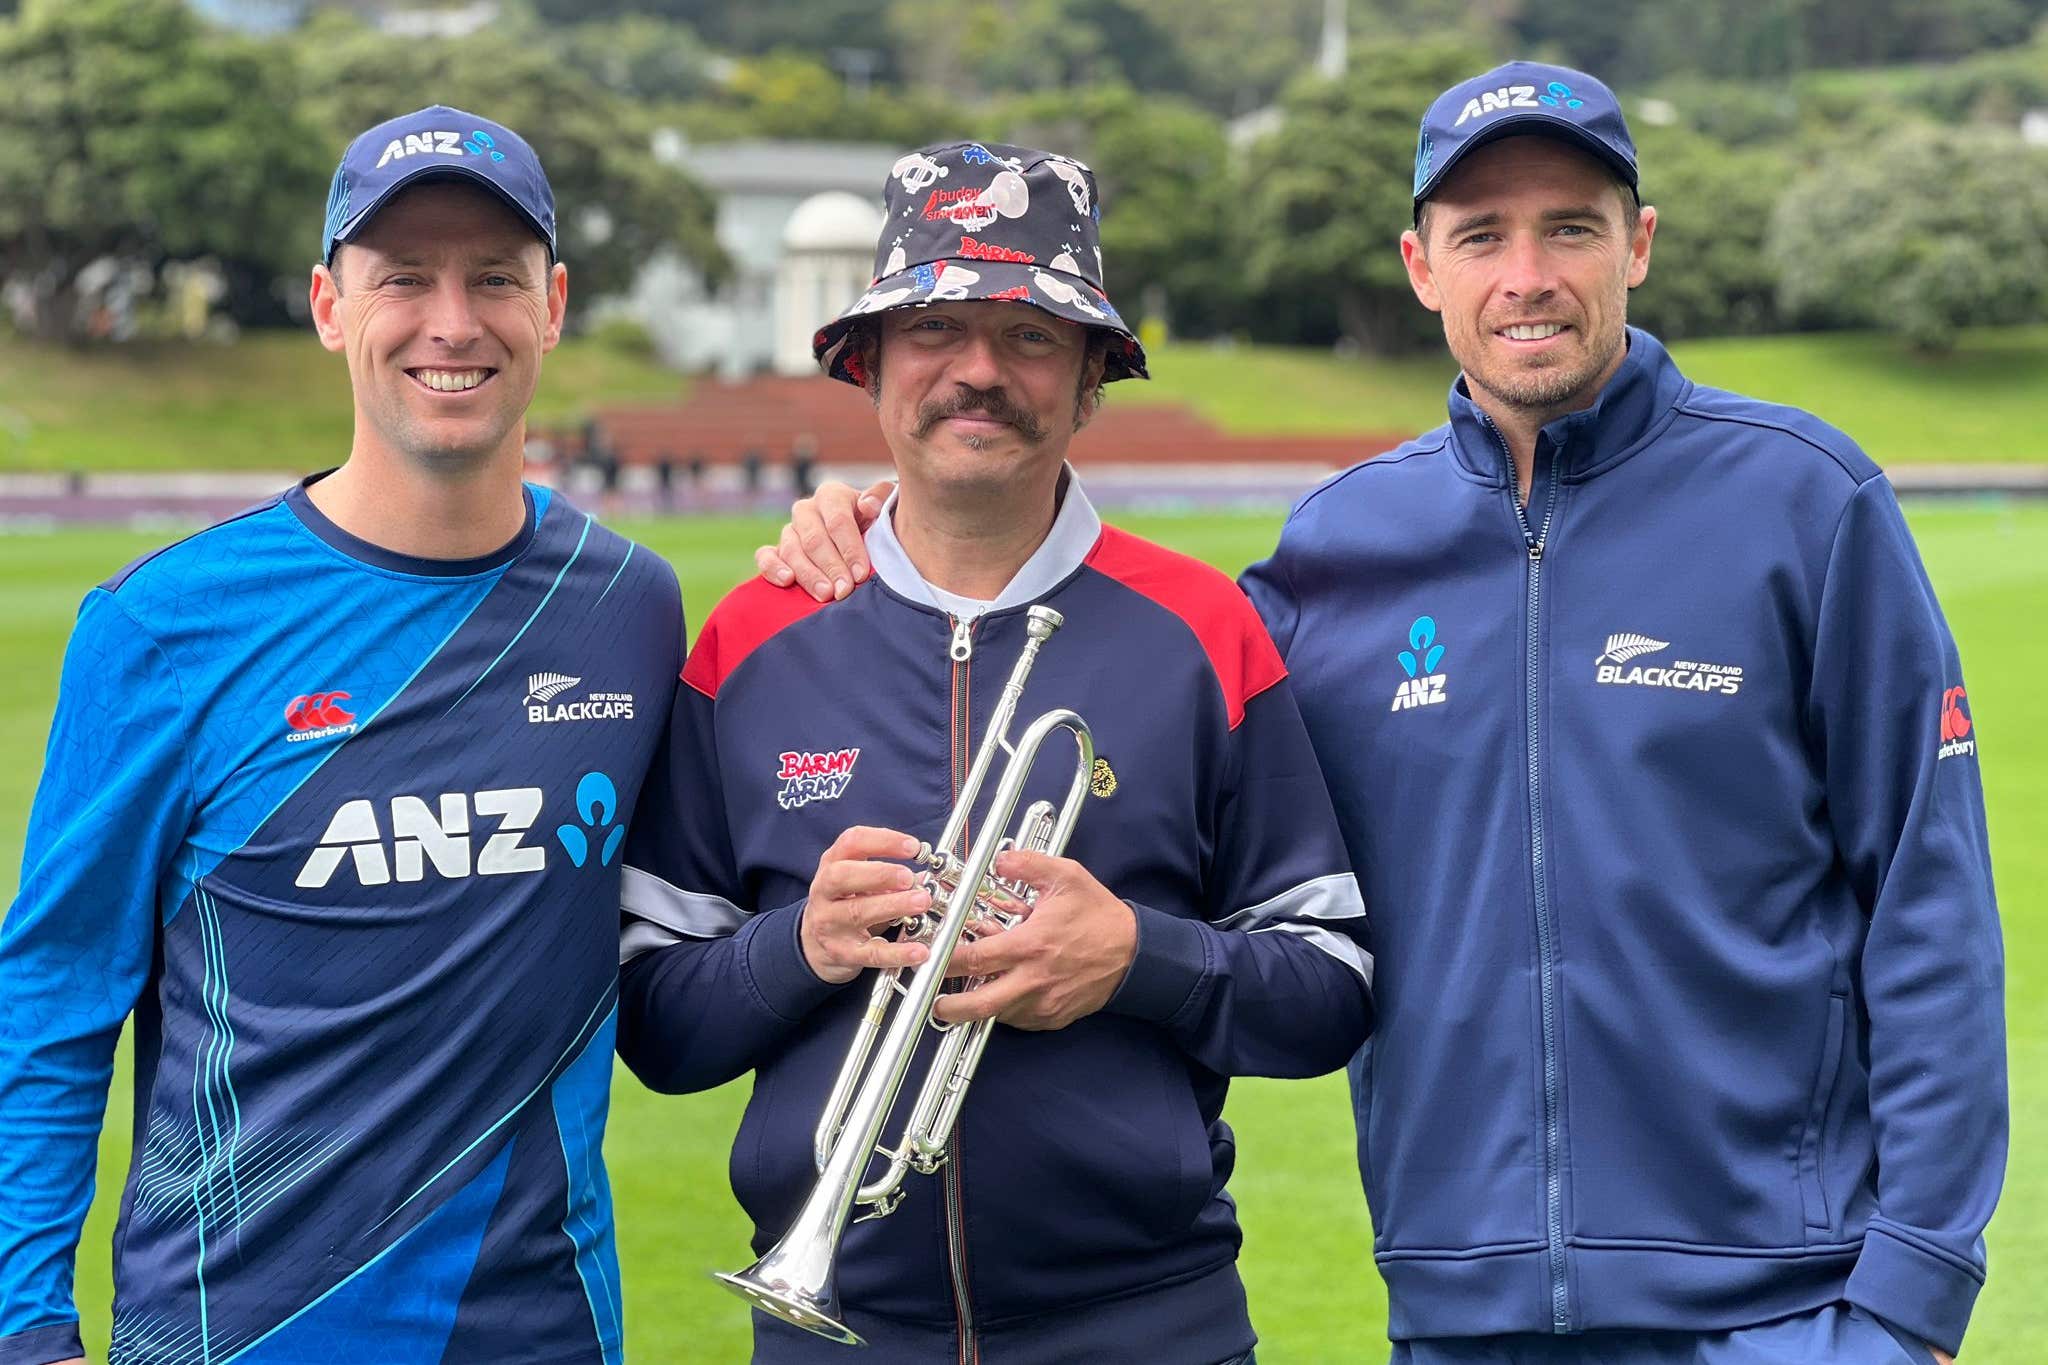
[626,137,901,378]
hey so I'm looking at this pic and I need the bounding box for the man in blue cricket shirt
[0,107,680,1365]
[764,61,2004,1365]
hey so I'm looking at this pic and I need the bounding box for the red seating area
[555,376,1402,469]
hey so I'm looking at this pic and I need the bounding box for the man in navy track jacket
[764,63,2005,1365]
[617,141,1373,1365]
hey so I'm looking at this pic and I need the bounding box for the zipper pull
[1529,540,1545,563]
[949,615,974,662]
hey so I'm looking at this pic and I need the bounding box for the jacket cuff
[1106,900,1208,1024]
[1844,1221,1985,1356]
[0,1321,85,1365]
[739,900,845,1022]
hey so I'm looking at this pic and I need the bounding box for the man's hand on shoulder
[756,479,893,602]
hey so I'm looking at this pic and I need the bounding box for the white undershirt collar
[863,465,1102,621]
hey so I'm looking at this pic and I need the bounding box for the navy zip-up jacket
[1241,330,2004,1354]
[619,482,1373,1363]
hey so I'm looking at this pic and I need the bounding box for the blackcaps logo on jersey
[1595,633,1744,696]
[294,771,618,888]
[1939,686,1976,760]
[777,749,860,810]
[526,671,634,724]
[1391,616,1449,711]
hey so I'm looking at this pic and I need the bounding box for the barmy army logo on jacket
[778,748,861,810]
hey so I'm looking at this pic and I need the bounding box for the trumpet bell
[714,1267,866,1347]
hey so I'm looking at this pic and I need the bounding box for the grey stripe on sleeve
[619,865,749,963]
[1219,872,1372,984]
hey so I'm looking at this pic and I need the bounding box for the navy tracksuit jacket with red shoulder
[617,484,1373,1364]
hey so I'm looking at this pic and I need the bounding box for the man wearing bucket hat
[767,62,2003,1365]
[0,107,680,1364]
[615,141,1371,1363]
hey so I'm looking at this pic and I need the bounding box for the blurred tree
[556,15,714,105]
[0,0,330,340]
[1624,126,1789,341]
[887,0,1185,100]
[1509,0,2048,81]
[530,0,893,72]
[1799,0,2043,68]
[1238,40,1488,353]
[1621,0,1808,82]
[1766,125,2048,350]
[1641,75,1805,147]
[678,0,884,67]
[1123,0,1321,113]
[1000,85,1241,335]
[287,9,725,310]
[670,51,964,146]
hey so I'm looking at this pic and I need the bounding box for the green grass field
[3,325,2045,472]
[1,505,2043,1361]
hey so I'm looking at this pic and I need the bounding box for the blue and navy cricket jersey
[617,475,1373,1364]
[0,477,681,1365]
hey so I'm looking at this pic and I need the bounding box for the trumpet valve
[853,1188,904,1224]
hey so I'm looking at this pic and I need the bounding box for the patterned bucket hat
[812,140,1148,386]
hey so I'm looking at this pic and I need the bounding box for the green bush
[1767,124,2048,350]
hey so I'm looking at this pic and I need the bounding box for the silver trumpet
[715,604,1094,1346]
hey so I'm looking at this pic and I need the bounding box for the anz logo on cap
[1452,81,1587,128]
[373,128,508,171]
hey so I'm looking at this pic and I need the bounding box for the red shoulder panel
[681,577,835,699]
[1083,525,1286,730]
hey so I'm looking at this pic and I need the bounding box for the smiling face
[870,300,1105,504]
[1401,135,1655,424]
[311,180,565,473]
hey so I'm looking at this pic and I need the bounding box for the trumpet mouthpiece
[1026,605,1064,638]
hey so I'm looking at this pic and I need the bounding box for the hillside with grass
[1,325,2043,473]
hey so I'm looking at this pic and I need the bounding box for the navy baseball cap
[322,105,556,265]
[1412,61,1638,212]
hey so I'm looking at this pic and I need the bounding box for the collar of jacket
[863,462,1103,615]
[1444,326,1690,487]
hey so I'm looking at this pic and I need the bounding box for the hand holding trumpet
[797,826,934,985]
[934,848,1136,1031]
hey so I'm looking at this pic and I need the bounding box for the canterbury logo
[285,691,355,730]
[1596,634,1669,665]
[1941,686,1973,742]
[526,671,582,704]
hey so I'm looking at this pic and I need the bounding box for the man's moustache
[916,391,1044,441]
